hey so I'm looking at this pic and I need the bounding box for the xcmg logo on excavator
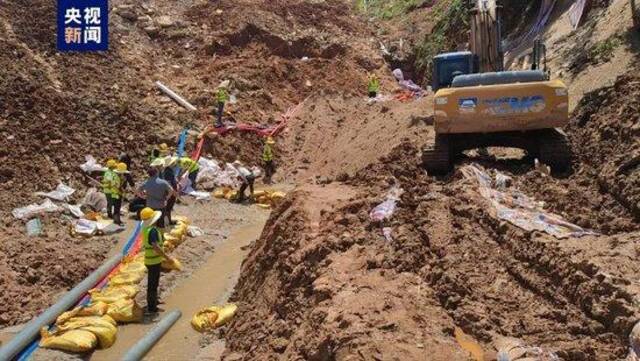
[482,95,546,115]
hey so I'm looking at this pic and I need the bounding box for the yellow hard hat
[159,143,169,150]
[266,137,276,145]
[115,162,128,173]
[140,207,155,220]
[106,159,117,169]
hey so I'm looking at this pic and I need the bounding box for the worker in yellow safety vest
[110,162,129,226]
[262,136,276,184]
[178,157,200,190]
[368,73,380,98]
[140,207,171,314]
[101,159,117,220]
[215,80,230,128]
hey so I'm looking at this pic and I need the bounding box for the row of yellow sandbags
[39,256,147,353]
[40,216,192,353]
[213,188,286,209]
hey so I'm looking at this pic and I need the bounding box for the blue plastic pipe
[0,255,123,361]
[121,310,182,361]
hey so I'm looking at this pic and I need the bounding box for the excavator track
[537,128,572,172]
[422,135,452,175]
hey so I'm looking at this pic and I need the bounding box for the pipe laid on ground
[121,310,182,361]
[0,255,123,361]
[155,81,198,111]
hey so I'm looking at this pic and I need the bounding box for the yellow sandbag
[161,257,183,271]
[119,259,146,274]
[40,328,97,353]
[56,302,109,325]
[107,298,143,323]
[173,215,190,225]
[169,224,187,239]
[225,190,237,200]
[191,304,238,332]
[271,191,286,200]
[253,190,268,197]
[89,285,138,304]
[57,316,117,349]
[109,270,144,286]
[213,189,226,198]
[165,233,184,246]
[257,204,271,209]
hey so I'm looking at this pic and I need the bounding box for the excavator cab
[432,51,478,92]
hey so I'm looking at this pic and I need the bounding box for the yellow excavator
[423,0,571,174]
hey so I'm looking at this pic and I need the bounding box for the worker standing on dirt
[136,165,177,229]
[177,156,200,190]
[140,207,171,314]
[262,136,276,184]
[118,152,135,192]
[111,162,129,226]
[101,159,117,220]
[232,160,256,202]
[162,156,179,226]
[215,80,230,128]
[368,73,380,98]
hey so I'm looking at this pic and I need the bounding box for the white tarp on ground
[80,155,107,173]
[74,219,123,236]
[461,164,597,239]
[35,183,76,201]
[12,199,62,220]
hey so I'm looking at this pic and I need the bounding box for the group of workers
[97,132,277,314]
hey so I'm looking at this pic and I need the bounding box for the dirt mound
[278,95,433,183]
[570,75,640,215]
[225,141,638,359]
[0,215,112,326]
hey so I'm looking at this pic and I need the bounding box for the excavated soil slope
[222,52,640,361]
[0,0,386,327]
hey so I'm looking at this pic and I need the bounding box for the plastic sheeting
[569,0,589,29]
[392,69,424,95]
[80,155,106,174]
[12,199,61,220]
[369,186,404,222]
[35,183,76,201]
[461,164,597,239]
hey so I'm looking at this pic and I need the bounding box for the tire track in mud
[354,142,638,359]
[407,170,636,360]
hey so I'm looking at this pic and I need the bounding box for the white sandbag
[187,226,204,237]
[12,199,61,220]
[75,219,98,236]
[80,155,106,173]
[82,188,107,212]
[35,183,76,201]
[63,204,85,218]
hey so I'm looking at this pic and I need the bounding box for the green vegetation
[590,37,621,63]
[414,0,469,84]
[356,0,438,19]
